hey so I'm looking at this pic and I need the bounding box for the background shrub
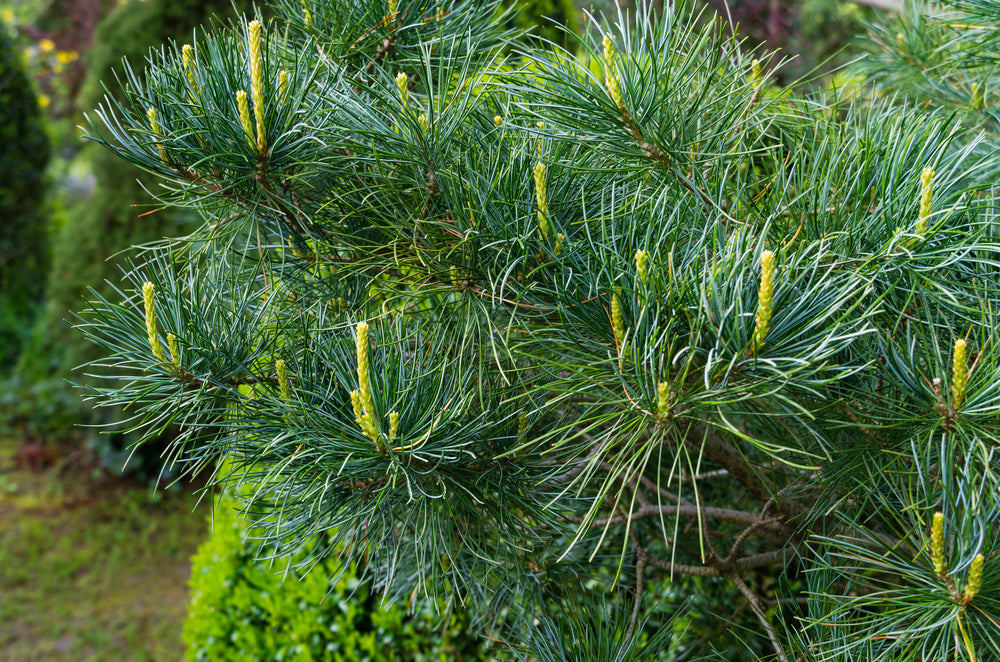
[185,495,488,662]
[0,18,51,374]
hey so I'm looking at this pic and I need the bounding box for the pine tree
[78,0,1000,658]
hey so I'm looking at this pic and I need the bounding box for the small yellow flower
[56,50,76,64]
[39,38,55,53]
[37,94,50,109]
[1,9,15,23]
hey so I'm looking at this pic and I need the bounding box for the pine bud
[182,44,198,96]
[602,36,623,109]
[276,358,291,401]
[142,282,166,363]
[931,511,946,577]
[971,82,984,110]
[236,90,254,150]
[533,161,549,238]
[418,113,428,132]
[248,20,267,155]
[301,0,312,27]
[916,167,935,236]
[554,233,565,255]
[962,554,984,604]
[635,249,649,287]
[356,322,375,420]
[494,115,503,127]
[602,36,616,67]
[749,58,762,91]
[753,250,775,349]
[518,412,528,437]
[388,0,397,15]
[611,292,624,348]
[146,107,166,162]
[657,382,671,419]
[952,338,968,410]
[167,333,180,370]
[388,411,400,440]
[278,70,289,99]
[396,72,408,110]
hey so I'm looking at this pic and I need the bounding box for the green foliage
[510,0,578,45]
[185,494,486,662]
[76,0,1000,658]
[0,18,50,373]
[14,0,243,441]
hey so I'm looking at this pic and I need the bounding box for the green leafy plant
[185,494,486,661]
[77,0,1000,658]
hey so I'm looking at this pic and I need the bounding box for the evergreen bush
[78,0,1000,658]
[185,495,486,661]
[0,18,51,374]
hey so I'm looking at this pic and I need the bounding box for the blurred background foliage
[0,0,917,660]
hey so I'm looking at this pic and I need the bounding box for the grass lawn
[0,439,210,662]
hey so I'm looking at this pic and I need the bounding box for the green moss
[185,496,488,662]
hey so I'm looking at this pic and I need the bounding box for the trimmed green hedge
[185,496,488,662]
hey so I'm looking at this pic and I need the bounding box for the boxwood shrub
[185,495,489,662]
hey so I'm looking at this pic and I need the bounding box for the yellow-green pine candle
[635,249,649,287]
[236,90,255,150]
[962,554,984,604]
[952,338,968,410]
[602,36,623,108]
[494,115,503,127]
[388,411,399,440]
[388,0,397,15]
[276,358,291,401]
[916,167,935,236]
[753,250,775,349]
[396,72,408,110]
[418,113,428,132]
[554,233,565,255]
[142,282,166,363]
[167,333,180,370]
[350,389,365,426]
[931,511,946,577]
[533,161,549,238]
[749,58,762,91]
[182,44,197,97]
[301,0,312,26]
[248,20,266,155]
[278,70,289,99]
[518,412,528,437]
[972,82,983,110]
[356,322,374,418]
[657,382,670,419]
[146,107,166,162]
[611,293,624,347]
